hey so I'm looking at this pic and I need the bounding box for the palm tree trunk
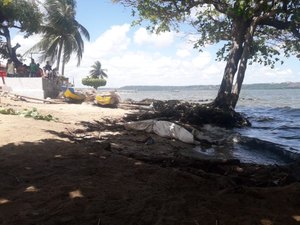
[56,40,64,72]
[61,55,66,76]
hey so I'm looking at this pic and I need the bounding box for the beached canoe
[95,92,120,107]
[63,88,85,101]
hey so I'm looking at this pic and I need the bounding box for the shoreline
[1,93,299,164]
[1,94,300,225]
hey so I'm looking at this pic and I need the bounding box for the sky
[9,0,300,88]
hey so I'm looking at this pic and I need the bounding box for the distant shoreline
[116,82,300,91]
[75,82,300,91]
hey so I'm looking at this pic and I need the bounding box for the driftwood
[11,93,66,104]
[118,103,153,110]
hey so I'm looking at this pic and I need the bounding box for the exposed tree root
[124,100,251,128]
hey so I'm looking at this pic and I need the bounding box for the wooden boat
[63,88,85,102]
[95,92,120,107]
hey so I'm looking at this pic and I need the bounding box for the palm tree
[28,0,90,75]
[89,61,108,79]
[82,61,108,89]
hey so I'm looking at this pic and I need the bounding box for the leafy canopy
[82,61,108,89]
[113,0,300,68]
[27,0,90,74]
[82,78,107,89]
[0,0,42,36]
[42,0,90,66]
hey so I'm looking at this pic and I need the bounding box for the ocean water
[118,88,300,164]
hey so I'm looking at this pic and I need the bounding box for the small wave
[275,125,300,130]
[250,126,272,130]
[240,97,258,101]
[255,116,275,122]
[279,135,300,140]
[237,136,300,163]
[271,107,300,115]
[197,98,214,102]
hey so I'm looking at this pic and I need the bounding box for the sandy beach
[1,94,300,225]
[0,95,129,145]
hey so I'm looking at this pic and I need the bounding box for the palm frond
[77,23,90,41]
[30,0,89,74]
[89,61,108,79]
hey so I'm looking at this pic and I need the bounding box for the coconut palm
[89,61,108,79]
[82,61,108,89]
[28,0,90,75]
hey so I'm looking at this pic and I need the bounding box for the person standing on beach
[43,61,52,78]
[29,58,38,77]
[6,59,15,77]
[36,63,43,77]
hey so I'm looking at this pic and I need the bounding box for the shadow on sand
[0,123,300,225]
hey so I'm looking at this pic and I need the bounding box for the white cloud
[176,49,191,58]
[9,24,299,88]
[133,27,175,48]
[245,64,298,84]
[84,24,131,58]
[10,34,42,64]
[192,51,211,69]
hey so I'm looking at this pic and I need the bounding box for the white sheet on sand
[124,120,195,144]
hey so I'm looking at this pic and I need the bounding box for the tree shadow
[0,124,299,225]
[45,120,300,187]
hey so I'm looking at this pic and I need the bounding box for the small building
[1,77,60,99]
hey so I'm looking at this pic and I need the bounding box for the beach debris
[144,136,155,145]
[2,92,65,104]
[125,120,196,144]
[20,108,58,121]
[123,119,238,146]
[124,100,251,128]
[118,102,153,110]
[62,128,111,150]
[0,107,19,115]
[59,119,300,187]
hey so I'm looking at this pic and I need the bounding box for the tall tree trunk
[2,26,22,66]
[231,19,258,108]
[61,55,65,76]
[212,20,247,109]
[56,40,63,72]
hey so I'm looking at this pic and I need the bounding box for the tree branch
[260,19,290,30]
[291,26,300,39]
[12,25,22,29]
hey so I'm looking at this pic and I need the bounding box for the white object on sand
[125,120,195,144]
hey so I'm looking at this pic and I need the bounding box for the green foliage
[82,77,107,89]
[2,0,12,6]
[89,61,108,79]
[20,108,57,121]
[0,0,42,62]
[0,0,42,36]
[0,107,58,121]
[26,0,90,75]
[82,60,108,89]
[113,0,300,68]
[0,107,18,115]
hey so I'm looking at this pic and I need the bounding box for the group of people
[5,59,56,79]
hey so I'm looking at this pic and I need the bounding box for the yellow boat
[63,88,85,102]
[95,92,120,107]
